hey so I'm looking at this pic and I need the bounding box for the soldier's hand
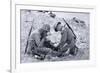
[43,31,48,37]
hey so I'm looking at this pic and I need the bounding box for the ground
[20,10,89,63]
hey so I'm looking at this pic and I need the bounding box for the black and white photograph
[20,9,90,63]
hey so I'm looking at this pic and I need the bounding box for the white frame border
[11,1,96,73]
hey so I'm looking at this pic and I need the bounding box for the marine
[54,22,78,57]
[26,24,54,60]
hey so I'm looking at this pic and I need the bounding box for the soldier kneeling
[26,24,55,60]
[54,22,78,57]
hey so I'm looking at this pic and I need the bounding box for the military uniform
[27,24,53,59]
[56,27,78,56]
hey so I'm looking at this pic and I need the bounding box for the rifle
[24,20,34,54]
[62,18,76,39]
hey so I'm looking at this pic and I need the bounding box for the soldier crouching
[54,22,78,57]
[26,24,55,60]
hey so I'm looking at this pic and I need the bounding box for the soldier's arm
[57,29,67,48]
[34,34,45,47]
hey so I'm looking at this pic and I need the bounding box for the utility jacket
[28,29,45,49]
[57,27,76,49]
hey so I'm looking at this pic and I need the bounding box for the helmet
[42,24,50,32]
[54,22,61,32]
[49,11,56,18]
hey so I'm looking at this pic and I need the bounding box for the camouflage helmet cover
[41,24,50,32]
